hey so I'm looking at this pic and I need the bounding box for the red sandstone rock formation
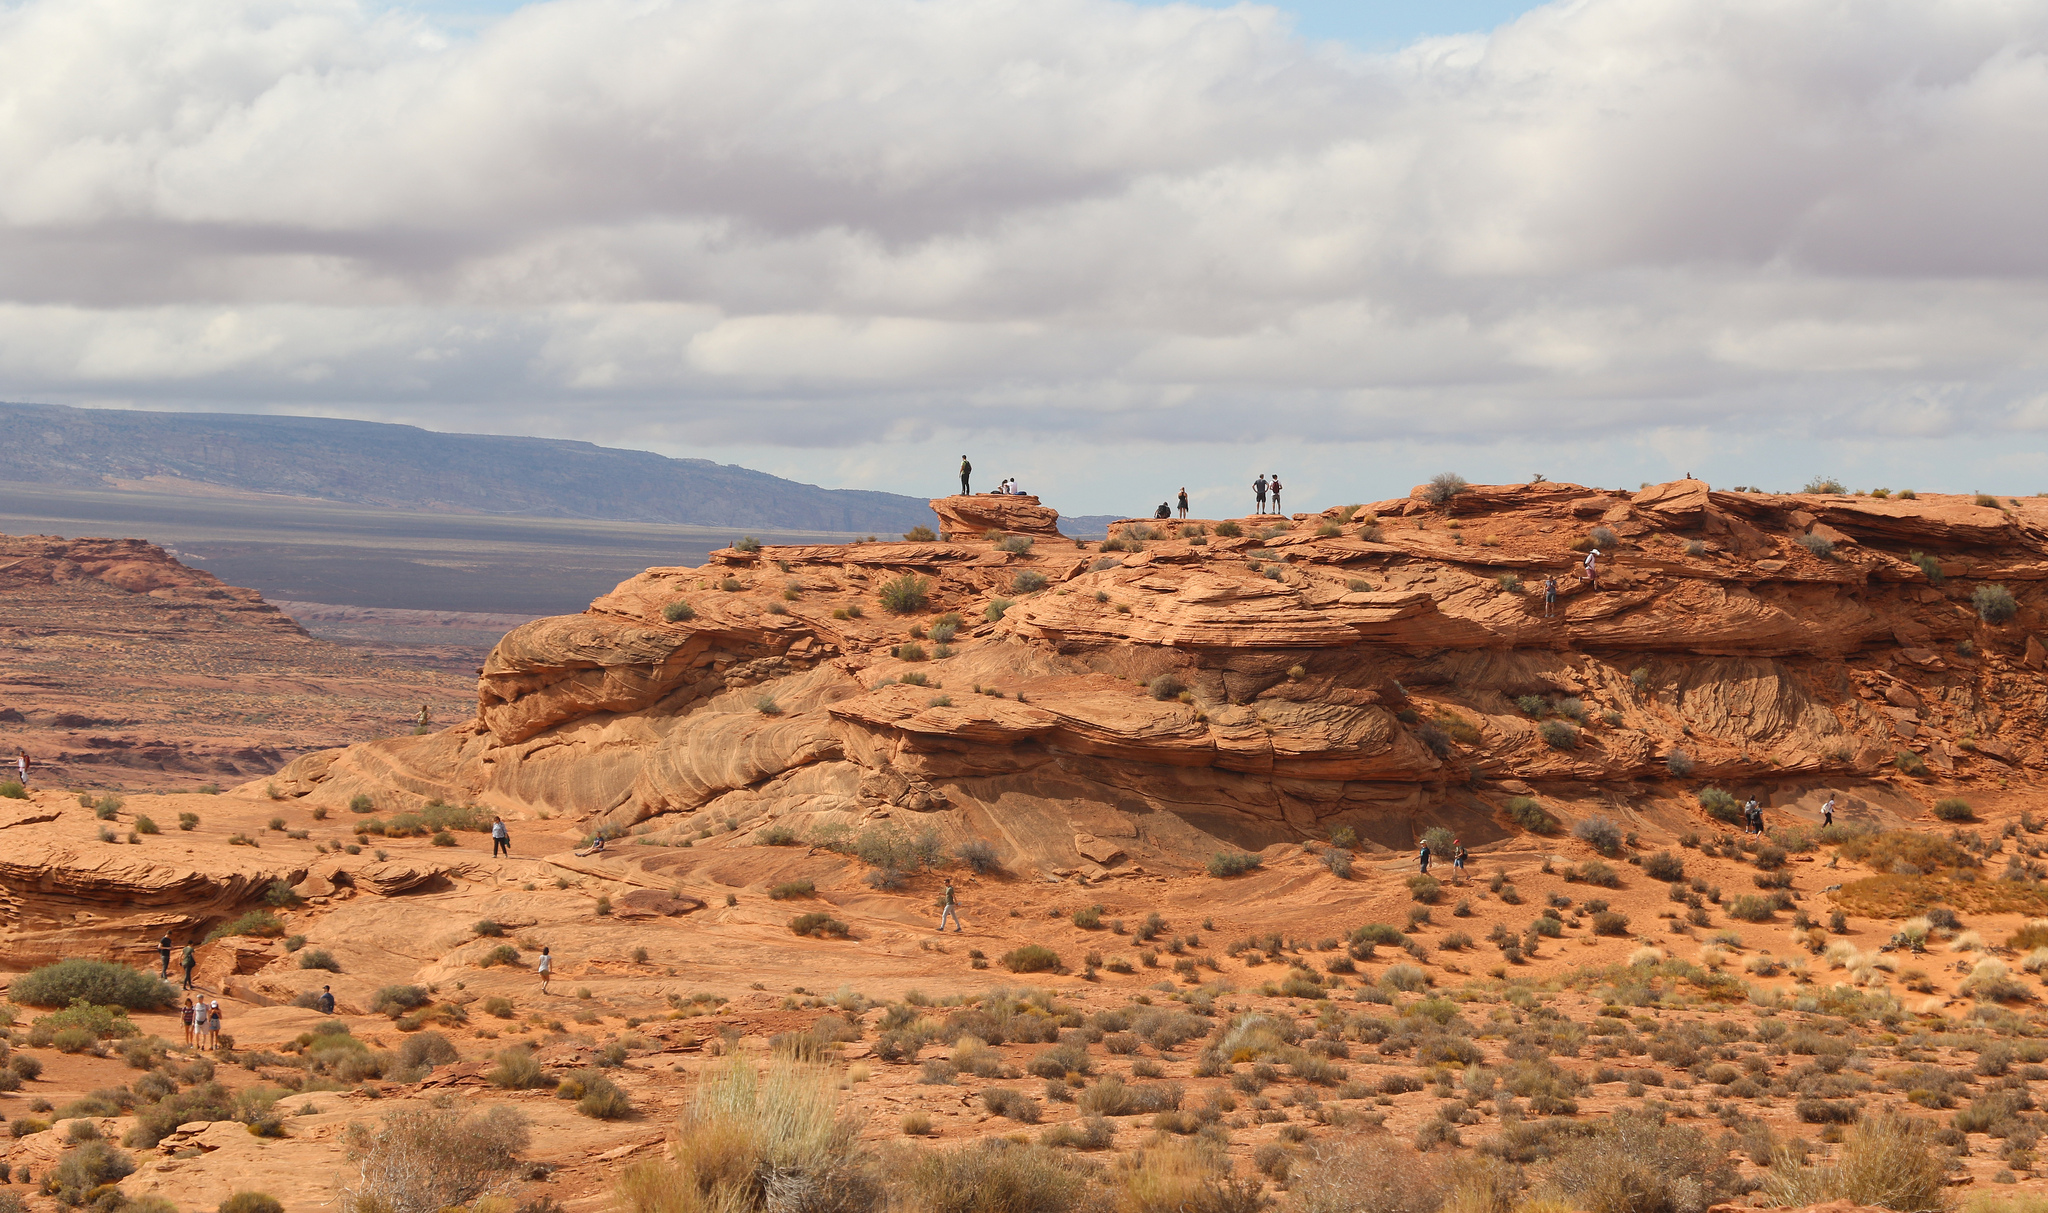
[928,493,1065,539]
[273,481,2048,875]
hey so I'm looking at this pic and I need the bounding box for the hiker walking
[180,942,196,991]
[1452,841,1467,882]
[1543,575,1559,618]
[13,752,27,788]
[537,945,553,994]
[1270,475,1283,514]
[1177,488,1189,519]
[1417,841,1431,874]
[1744,797,1761,835]
[938,881,962,933]
[1253,475,1268,513]
[1583,548,1600,590]
[959,457,972,495]
[490,815,511,858]
[158,932,173,979]
[317,985,335,1015]
[1821,796,1835,827]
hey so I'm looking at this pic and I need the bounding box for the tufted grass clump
[663,601,696,622]
[1207,852,1262,878]
[879,574,932,615]
[1505,797,1557,834]
[1425,473,1468,506]
[903,525,937,542]
[1974,584,2019,624]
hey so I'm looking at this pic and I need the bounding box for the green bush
[1207,852,1262,877]
[769,881,815,900]
[134,815,159,834]
[1895,750,1929,776]
[218,1194,286,1213]
[663,600,697,622]
[205,911,284,943]
[1425,473,1468,505]
[486,1046,548,1090]
[1727,895,1777,922]
[1644,851,1685,882]
[985,597,1015,623]
[904,526,937,542]
[1002,945,1062,973]
[1505,797,1558,833]
[46,1139,136,1205]
[11,960,174,1009]
[1012,570,1048,594]
[1974,584,2019,624]
[757,826,799,846]
[1908,551,1942,583]
[298,950,340,972]
[1932,798,1974,821]
[369,985,430,1016]
[879,574,932,615]
[479,944,520,967]
[0,782,24,800]
[1698,787,1741,823]
[733,536,761,553]
[1539,720,1580,750]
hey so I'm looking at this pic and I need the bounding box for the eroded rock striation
[273,484,2048,874]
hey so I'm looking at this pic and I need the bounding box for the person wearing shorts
[1452,843,1467,882]
[537,946,553,994]
[180,998,195,1047]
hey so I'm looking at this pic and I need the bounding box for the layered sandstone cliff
[270,481,2048,873]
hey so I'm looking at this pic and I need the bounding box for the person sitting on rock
[1154,502,1171,519]
[575,833,608,857]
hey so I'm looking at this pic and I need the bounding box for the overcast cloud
[3,0,2047,514]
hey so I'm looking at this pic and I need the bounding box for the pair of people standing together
[1252,475,1284,514]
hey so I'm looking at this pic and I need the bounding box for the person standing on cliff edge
[1177,488,1189,519]
[960,457,972,495]
[1253,475,1267,513]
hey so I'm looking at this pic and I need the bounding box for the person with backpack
[317,986,335,1014]
[180,942,197,991]
[490,815,511,858]
[1177,488,1189,519]
[1154,502,1171,520]
[158,932,173,979]
[1270,475,1283,514]
[938,881,962,933]
[1254,475,1268,513]
[959,457,972,494]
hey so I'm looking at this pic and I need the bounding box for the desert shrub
[1292,1136,1442,1213]
[1591,911,1631,937]
[1012,570,1049,594]
[1148,674,1184,701]
[348,793,374,813]
[1322,848,1353,879]
[206,910,285,943]
[486,1046,548,1090]
[1764,1115,1947,1212]
[956,839,1001,873]
[397,1032,458,1072]
[770,881,815,901]
[1207,852,1262,878]
[1546,1110,1734,1213]
[12,959,174,1009]
[617,1060,873,1213]
[1574,816,1624,856]
[1727,895,1777,923]
[905,1137,1088,1213]
[1425,474,1469,507]
[1975,585,2020,624]
[662,600,697,623]
[1003,945,1061,974]
[1408,874,1443,904]
[1934,798,1975,822]
[1540,720,1580,750]
[1643,851,1685,882]
[1697,788,1740,824]
[903,525,937,542]
[1666,749,1693,776]
[1804,477,1846,495]
[790,913,852,939]
[1506,797,1558,833]
[985,598,1015,622]
[1796,533,1835,559]
[219,1195,286,1213]
[566,1070,632,1120]
[1212,520,1242,537]
[1896,750,1929,776]
[757,825,799,846]
[341,1104,530,1213]
[298,949,340,972]
[46,1139,136,1206]
[879,574,932,615]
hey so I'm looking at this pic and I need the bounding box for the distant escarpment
[272,482,2048,875]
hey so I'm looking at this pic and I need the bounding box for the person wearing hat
[1583,547,1600,590]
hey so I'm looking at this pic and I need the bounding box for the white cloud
[3,0,2048,509]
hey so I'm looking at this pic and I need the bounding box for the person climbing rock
[491,815,511,858]
[1584,548,1600,590]
[1177,488,1189,519]
[938,881,962,933]
[1254,475,1268,513]
[960,456,972,495]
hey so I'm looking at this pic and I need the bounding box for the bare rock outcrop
[274,481,2048,872]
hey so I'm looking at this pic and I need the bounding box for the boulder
[928,494,1065,540]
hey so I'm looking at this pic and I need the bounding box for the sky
[4,0,2048,517]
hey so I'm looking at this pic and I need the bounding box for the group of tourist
[956,458,1026,497]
